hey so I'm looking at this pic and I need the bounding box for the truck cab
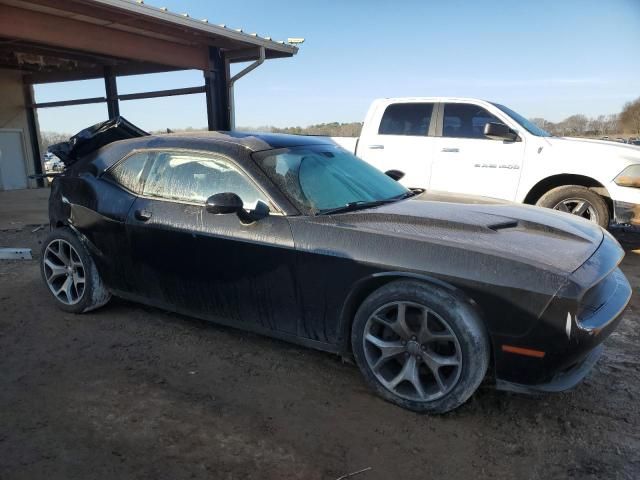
[333,97,640,228]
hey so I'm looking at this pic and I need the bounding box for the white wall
[0,69,39,189]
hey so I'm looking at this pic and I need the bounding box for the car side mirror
[246,200,270,222]
[205,192,243,214]
[484,122,518,142]
[385,169,405,181]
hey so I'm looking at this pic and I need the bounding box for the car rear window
[104,152,150,194]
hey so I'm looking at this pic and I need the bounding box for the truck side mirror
[385,170,405,181]
[484,122,518,142]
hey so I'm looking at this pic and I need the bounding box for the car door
[126,150,299,335]
[357,102,437,189]
[429,102,525,200]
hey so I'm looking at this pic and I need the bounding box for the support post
[22,79,43,188]
[204,46,230,131]
[104,67,120,119]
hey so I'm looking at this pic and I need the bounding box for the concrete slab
[0,247,32,259]
[0,188,49,230]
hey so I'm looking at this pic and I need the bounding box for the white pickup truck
[331,97,640,228]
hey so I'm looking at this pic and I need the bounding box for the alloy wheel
[363,301,462,402]
[43,239,86,305]
[553,198,598,223]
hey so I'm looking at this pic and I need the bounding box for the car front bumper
[608,182,640,225]
[613,200,640,225]
[493,234,631,391]
[496,344,604,394]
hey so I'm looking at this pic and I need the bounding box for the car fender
[337,270,477,355]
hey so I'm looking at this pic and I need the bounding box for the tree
[620,98,640,135]
[589,115,609,136]
[39,131,70,157]
[562,114,589,136]
[530,118,549,130]
[605,114,620,135]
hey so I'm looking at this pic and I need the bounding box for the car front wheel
[351,280,489,414]
[41,227,111,313]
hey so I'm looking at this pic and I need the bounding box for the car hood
[328,191,604,274]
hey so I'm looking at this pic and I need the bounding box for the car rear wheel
[41,227,111,313]
[351,280,489,414]
[536,185,609,228]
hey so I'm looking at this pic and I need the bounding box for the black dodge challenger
[42,127,631,413]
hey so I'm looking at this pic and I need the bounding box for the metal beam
[24,64,184,85]
[30,87,208,109]
[119,86,206,101]
[30,97,107,109]
[204,47,230,131]
[104,67,120,119]
[22,80,43,187]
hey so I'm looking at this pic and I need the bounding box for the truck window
[378,103,433,136]
[443,103,502,139]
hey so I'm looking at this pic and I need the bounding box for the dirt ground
[1,221,639,480]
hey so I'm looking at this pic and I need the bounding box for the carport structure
[0,0,298,189]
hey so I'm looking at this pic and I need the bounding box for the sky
[35,0,640,134]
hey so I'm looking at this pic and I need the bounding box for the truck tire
[536,185,609,228]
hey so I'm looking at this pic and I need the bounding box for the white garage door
[0,130,28,190]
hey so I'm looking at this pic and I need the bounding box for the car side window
[443,103,503,139]
[105,152,150,194]
[143,152,270,208]
[378,103,433,136]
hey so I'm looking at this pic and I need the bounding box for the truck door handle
[134,209,152,221]
[368,144,384,149]
[441,147,460,153]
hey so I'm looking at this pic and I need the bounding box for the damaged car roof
[110,130,334,154]
[76,130,336,175]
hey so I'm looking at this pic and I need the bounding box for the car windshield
[253,144,409,215]
[492,103,552,137]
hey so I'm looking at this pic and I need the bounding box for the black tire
[536,185,609,228]
[351,280,489,414]
[40,227,111,313]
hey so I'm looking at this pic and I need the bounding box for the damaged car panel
[43,128,632,413]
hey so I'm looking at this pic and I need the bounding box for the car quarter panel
[48,172,139,292]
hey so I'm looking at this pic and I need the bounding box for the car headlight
[614,165,640,188]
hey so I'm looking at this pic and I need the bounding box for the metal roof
[85,0,299,57]
[0,0,300,82]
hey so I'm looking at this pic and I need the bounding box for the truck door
[357,102,436,189]
[429,102,525,200]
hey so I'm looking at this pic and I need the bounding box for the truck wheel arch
[523,174,612,212]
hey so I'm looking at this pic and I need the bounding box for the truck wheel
[41,227,111,313]
[351,280,489,414]
[536,185,609,228]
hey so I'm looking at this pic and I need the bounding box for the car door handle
[368,144,385,149]
[134,209,152,221]
[441,147,460,153]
